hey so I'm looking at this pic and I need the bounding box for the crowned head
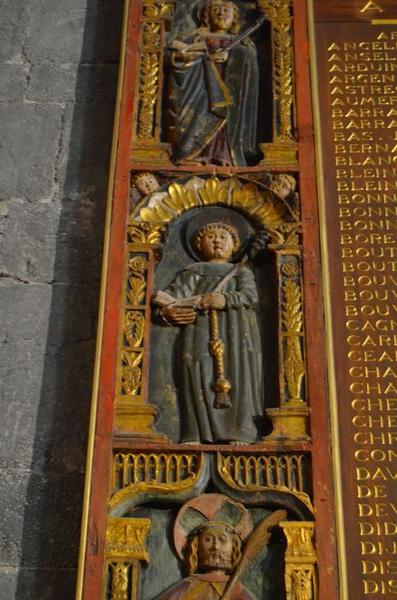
[202,0,241,34]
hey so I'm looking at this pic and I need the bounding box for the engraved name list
[316,20,397,599]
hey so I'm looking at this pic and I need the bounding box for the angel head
[133,172,160,196]
[185,522,242,575]
[269,174,296,200]
[194,222,241,262]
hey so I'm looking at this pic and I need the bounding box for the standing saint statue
[166,0,260,166]
[154,220,263,444]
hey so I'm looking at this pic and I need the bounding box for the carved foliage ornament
[257,0,295,141]
[136,1,173,141]
[282,273,305,402]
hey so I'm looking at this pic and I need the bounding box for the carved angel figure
[166,0,259,166]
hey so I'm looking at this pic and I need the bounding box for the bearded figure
[167,0,259,167]
[154,495,255,600]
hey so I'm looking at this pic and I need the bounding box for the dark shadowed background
[0,1,123,597]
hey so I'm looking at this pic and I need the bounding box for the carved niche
[131,0,297,167]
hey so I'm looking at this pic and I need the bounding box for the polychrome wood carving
[77,0,338,598]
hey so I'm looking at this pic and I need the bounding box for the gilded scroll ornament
[257,0,291,20]
[265,251,309,441]
[125,311,145,349]
[143,0,173,20]
[118,252,148,403]
[273,19,294,141]
[104,519,151,600]
[109,452,207,514]
[218,453,309,493]
[217,453,313,513]
[280,522,317,600]
[121,351,143,396]
[115,244,161,436]
[137,50,160,139]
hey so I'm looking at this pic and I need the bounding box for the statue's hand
[161,306,197,325]
[200,293,226,310]
[209,50,229,63]
[183,50,204,60]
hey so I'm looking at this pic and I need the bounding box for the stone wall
[0,1,123,597]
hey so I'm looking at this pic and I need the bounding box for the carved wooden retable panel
[75,1,341,599]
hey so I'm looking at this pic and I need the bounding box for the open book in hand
[153,290,202,309]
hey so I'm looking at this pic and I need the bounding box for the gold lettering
[360,1,383,14]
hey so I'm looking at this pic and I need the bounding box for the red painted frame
[79,1,340,598]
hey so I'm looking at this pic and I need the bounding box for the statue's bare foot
[182,440,199,445]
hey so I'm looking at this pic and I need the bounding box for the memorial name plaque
[312,1,397,598]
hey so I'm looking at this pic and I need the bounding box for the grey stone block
[0,469,84,568]
[0,104,62,201]
[0,566,76,600]
[26,62,118,106]
[56,103,115,197]
[0,2,29,63]
[25,3,123,64]
[0,360,45,472]
[0,195,106,285]
[0,200,59,283]
[0,282,52,367]
[0,567,18,600]
[53,198,105,284]
[0,281,98,473]
[0,64,28,104]
[0,0,124,593]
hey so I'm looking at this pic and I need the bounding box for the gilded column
[280,521,317,600]
[257,0,298,166]
[114,222,166,438]
[131,0,173,164]
[103,518,151,600]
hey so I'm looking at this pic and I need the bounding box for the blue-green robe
[166,262,263,443]
[167,31,259,166]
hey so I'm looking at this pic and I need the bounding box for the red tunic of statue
[154,573,254,600]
